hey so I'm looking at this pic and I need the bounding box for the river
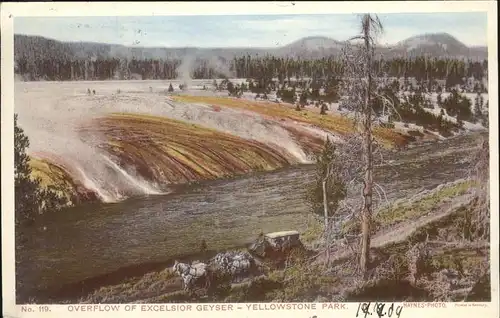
[16,132,484,302]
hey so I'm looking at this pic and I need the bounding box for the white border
[1,2,498,318]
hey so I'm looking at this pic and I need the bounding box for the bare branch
[348,35,365,42]
[373,90,402,122]
[374,181,390,207]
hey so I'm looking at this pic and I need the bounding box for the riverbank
[52,180,490,303]
[15,132,485,303]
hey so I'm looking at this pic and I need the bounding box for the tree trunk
[84,60,88,81]
[322,179,330,265]
[360,15,374,278]
[322,179,329,228]
[360,115,373,277]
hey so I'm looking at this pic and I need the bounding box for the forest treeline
[15,54,487,87]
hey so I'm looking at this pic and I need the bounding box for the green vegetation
[173,95,409,148]
[15,35,488,95]
[429,249,486,274]
[15,114,76,304]
[473,92,488,126]
[306,137,347,220]
[375,180,473,227]
[79,268,180,303]
[374,81,463,137]
[442,89,473,122]
[79,258,337,303]
[267,263,337,301]
[15,114,71,227]
[342,180,474,235]
[301,217,323,244]
[29,157,81,204]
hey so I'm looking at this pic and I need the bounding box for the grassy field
[172,95,410,148]
[342,180,474,235]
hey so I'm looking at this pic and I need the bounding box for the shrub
[279,88,297,104]
[320,102,328,115]
[306,137,347,219]
[442,90,473,122]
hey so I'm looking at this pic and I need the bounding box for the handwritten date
[356,302,403,318]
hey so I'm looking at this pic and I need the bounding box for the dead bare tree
[339,14,385,278]
[470,136,490,240]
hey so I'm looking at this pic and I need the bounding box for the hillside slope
[14,32,487,61]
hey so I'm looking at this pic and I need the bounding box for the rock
[314,295,329,302]
[439,268,460,279]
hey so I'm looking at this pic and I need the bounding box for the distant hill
[273,36,345,59]
[386,33,488,59]
[14,32,487,62]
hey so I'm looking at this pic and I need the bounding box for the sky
[14,12,488,48]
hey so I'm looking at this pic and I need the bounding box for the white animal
[180,272,196,291]
[172,260,211,292]
[210,251,257,282]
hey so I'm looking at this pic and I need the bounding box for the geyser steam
[175,54,235,89]
[15,84,165,203]
[15,80,315,203]
[177,55,195,90]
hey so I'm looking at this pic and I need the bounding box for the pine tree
[307,137,347,228]
[320,101,328,115]
[473,92,483,123]
[15,114,41,226]
[437,92,443,107]
[482,100,489,126]
[299,90,308,107]
[15,114,69,227]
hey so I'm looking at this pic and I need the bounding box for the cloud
[14,13,487,48]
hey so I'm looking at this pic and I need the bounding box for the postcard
[1,2,498,318]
